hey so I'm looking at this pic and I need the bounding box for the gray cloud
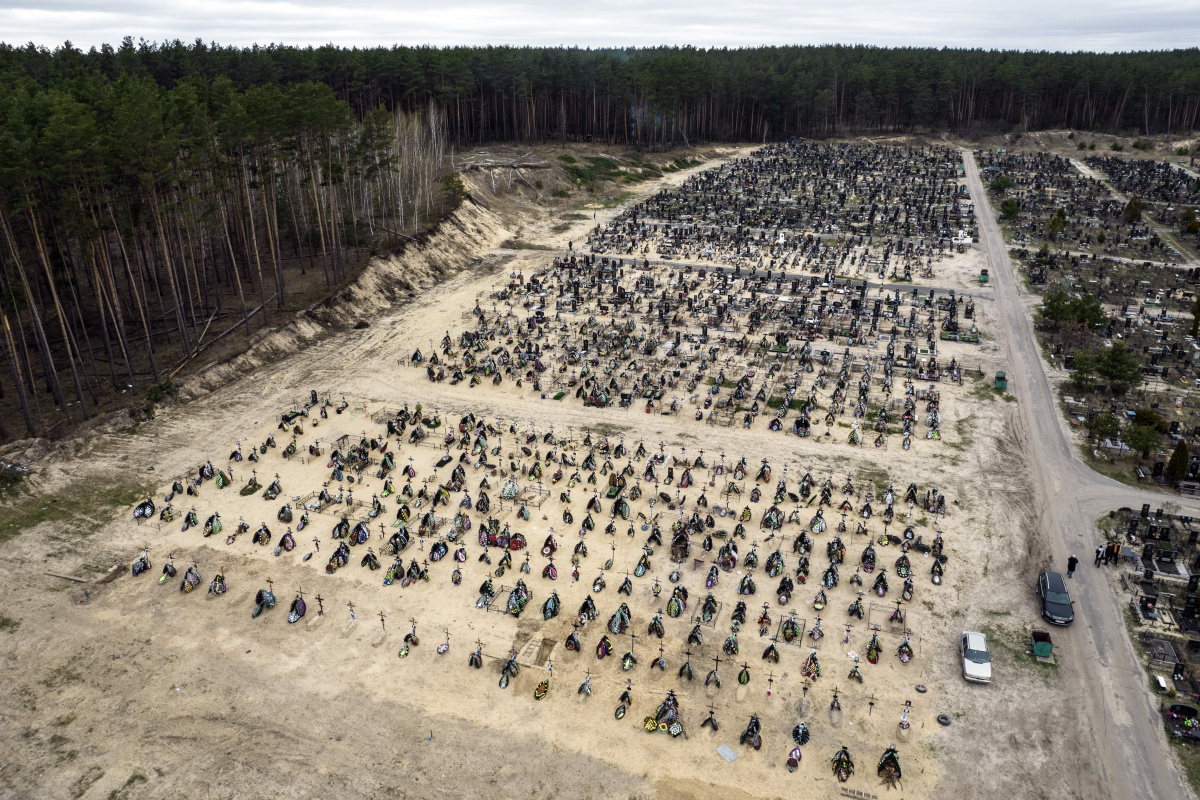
[2,0,1199,51]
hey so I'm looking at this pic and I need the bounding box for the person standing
[1095,546,1104,567]
[1067,554,1079,578]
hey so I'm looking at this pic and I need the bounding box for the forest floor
[0,140,1100,800]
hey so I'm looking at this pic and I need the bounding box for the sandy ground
[0,146,1087,800]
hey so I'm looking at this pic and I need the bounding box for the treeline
[0,71,453,437]
[4,41,1200,144]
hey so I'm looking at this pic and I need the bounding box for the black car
[1037,571,1074,625]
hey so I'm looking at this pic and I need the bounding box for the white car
[960,631,992,683]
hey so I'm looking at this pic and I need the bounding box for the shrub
[1167,441,1190,481]
[441,172,468,211]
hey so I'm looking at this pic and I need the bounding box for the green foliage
[1085,412,1118,440]
[561,157,624,191]
[1179,147,1192,156]
[1040,290,1106,328]
[551,188,570,198]
[0,477,148,545]
[1071,349,1098,392]
[1132,139,1152,151]
[441,172,468,211]
[1124,424,1160,458]
[1123,195,1144,223]
[558,154,577,164]
[130,379,175,421]
[1133,407,1167,432]
[1167,440,1191,481]
[1000,198,1020,220]
[1046,208,1067,239]
[144,379,175,405]
[1181,207,1198,237]
[1097,342,1144,394]
[1110,142,1125,151]
[3,43,1200,142]
[989,175,1014,192]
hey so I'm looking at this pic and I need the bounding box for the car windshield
[1046,590,1071,605]
[964,647,990,664]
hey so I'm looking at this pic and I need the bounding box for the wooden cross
[315,594,324,615]
[346,600,355,620]
[379,610,386,630]
[766,670,776,696]
[265,577,273,592]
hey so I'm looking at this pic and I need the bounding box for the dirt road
[965,151,1193,800]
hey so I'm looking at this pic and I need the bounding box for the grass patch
[107,773,148,800]
[0,462,30,498]
[500,239,553,251]
[0,614,19,632]
[982,623,1060,682]
[41,665,83,689]
[0,476,149,546]
[585,193,632,209]
[562,157,624,192]
[129,378,175,421]
[71,766,104,799]
[944,414,977,452]
[551,188,570,198]
[1079,443,1174,494]
[1167,730,1200,795]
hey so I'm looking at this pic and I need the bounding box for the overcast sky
[3,0,1199,52]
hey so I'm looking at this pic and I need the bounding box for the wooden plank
[45,571,88,583]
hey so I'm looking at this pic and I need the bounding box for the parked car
[1037,571,1075,625]
[960,631,992,683]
